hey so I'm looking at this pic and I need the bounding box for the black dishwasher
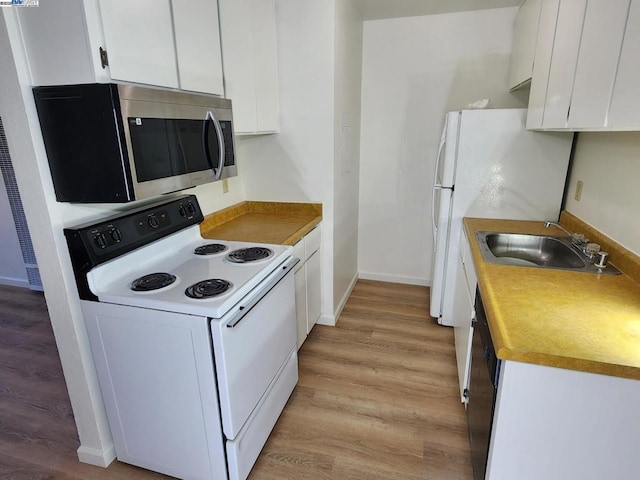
[467,289,501,480]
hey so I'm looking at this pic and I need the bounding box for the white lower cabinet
[305,250,321,335]
[293,226,321,349]
[294,262,308,349]
[487,361,640,480]
[453,228,476,404]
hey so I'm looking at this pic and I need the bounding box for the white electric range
[65,195,299,480]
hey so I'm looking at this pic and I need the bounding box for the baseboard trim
[0,276,30,289]
[316,313,336,327]
[77,443,116,468]
[358,271,428,286]
[333,273,358,324]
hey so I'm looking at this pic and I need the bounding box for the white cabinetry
[218,0,279,134]
[16,0,223,96]
[486,361,640,480]
[293,226,321,349]
[172,0,224,95]
[526,0,640,131]
[507,0,542,90]
[98,0,178,89]
[566,1,628,128]
[452,228,476,403]
[608,1,640,127]
[526,0,585,129]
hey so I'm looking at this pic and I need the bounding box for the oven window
[128,118,213,182]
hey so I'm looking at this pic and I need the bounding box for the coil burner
[194,244,228,256]
[226,247,274,264]
[185,279,233,299]
[131,273,176,292]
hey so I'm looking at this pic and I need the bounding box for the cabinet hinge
[99,47,109,69]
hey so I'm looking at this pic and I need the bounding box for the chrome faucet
[544,221,588,246]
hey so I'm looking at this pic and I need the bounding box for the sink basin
[475,231,620,274]
[485,233,584,268]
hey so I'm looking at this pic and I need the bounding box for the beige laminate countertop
[464,217,640,380]
[200,201,322,246]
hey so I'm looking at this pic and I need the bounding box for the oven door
[210,258,298,440]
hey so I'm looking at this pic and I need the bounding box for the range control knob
[186,202,196,216]
[148,214,160,229]
[110,228,123,243]
[94,233,107,249]
[178,205,188,218]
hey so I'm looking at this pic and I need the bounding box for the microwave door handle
[203,110,225,180]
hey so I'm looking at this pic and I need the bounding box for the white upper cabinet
[98,0,179,89]
[218,0,279,134]
[508,0,542,90]
[526,0,560,129]
[526,0,640,131]
[172,0,224,95]
[566,1,629,128]
[17,0,223,96]
[608,1,640,127]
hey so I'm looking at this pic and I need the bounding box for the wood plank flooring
[0,280,472,479]
[249,280,472,480]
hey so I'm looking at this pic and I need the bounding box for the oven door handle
[226,257,300,329]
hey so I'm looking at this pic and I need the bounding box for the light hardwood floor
[0,280,472,479]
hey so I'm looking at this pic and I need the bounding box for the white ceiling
[350,0,522,21]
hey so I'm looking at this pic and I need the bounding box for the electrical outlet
[222,178,229,194]
[574,180,583,201]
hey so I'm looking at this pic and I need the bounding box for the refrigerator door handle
[431,125,448,244]
[431,185,440,243]
[432,130,446,189]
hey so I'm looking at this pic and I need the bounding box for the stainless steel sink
[475,231,620,274]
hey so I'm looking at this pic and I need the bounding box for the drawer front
[292,238,305,271]
[306,225,321,256]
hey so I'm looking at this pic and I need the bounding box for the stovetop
[86,226,291,318]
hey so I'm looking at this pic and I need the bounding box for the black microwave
[33,83,236,203]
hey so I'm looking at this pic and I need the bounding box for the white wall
[333,0,362,315]
[358,7,524,285]
[565,132,640,256]
[0,172,28,287]
[1,11,115,465]
[237,0,337,322]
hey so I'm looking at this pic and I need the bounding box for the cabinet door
[98,0,179,88]
[526,0,560,129]
[539,0,586,128]
[508,0,542,90]
[172,0,224,95]
[306,250,321,334]
[219,0,279,134]
[294,266,308,350]
[567,0,629,128]
[608,0,640,128]
[453,248,475,403]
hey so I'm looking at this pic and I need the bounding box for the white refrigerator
[430,109,573,326]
